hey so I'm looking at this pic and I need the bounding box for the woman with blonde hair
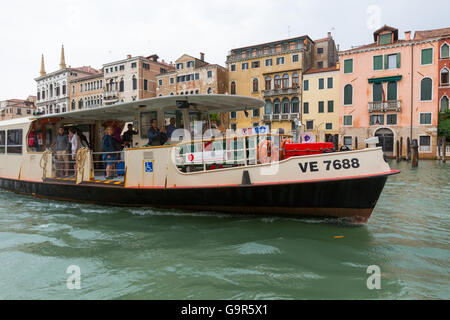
[102,126,118,179]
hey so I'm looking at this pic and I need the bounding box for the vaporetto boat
[0,95,399,223]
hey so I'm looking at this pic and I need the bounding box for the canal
[0,160,448,299]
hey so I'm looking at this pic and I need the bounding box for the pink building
[339,25,446,159]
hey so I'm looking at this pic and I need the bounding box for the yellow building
[302,66,340,144]
[225,36,315,132]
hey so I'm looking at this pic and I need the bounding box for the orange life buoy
[279,138,293,160]
[257,140,278,164]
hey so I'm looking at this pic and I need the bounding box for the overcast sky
[0,0,448,100]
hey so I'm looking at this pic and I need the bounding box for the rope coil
[76,148,89,181]
[39,150,52,181]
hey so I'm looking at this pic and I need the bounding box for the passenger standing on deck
[52,127,70,177]
[102,126,117,179]
[122,124,138,148]
[165,118,176,140]
[147,119,168,146]
[68,127,81,174]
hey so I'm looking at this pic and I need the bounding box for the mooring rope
[76,148,89,181]
[39,149,52,181]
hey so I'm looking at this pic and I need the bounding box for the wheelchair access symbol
[144,161,154,173]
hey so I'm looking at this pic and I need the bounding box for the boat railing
[91,151,125,181]
[173,133,292,173]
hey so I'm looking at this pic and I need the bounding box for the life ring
[279,138,293,160]
[257,140,278,164]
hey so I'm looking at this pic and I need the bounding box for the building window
[306,120,314,130]
[231,124,237,131]
[252,78,259,92]
[387,114,397,125]
[327,101,334,113]
[264,100,272,114]
[251,61,260,68]
[282,98,290,113]
[276,57,285,65]
[317,62,323,68]
[282,74,289,88]
[303,102,309,114]
[343,136,353,147]
[318,101,324,113]
[344,84,353,105]
[379,33,392,45]
[207,71,213,78]
[318,78,324,90]
[373,55,383,70]
[441,43,449,58]
[387,81,398,101]
[291,97,299,113]
[253,109,260,117]
[421,48,433,65]
[120,65,125,70]
[230,81,236,95]
[386,53,400,69]
[303,80,309,91]
[131,62,137,68]
[420,78,432,101]
[176,63,183,70]
[344,59,353,74]
[292,54,299,62]
[242,62,249,70]
[265,59,272,66]
[119,79,124,92]
[343,115,353,126]
[230,111,236,119]
[144,79,148,91]
[231,64,236,71]
[419,113,432,125]
[274,75,281,89]
[327,77,333,89]
[370,114,384,125]
[158,79,163,86]
[292,73,299,88]
[195,73,200,80]
[317,47,324,54]
[325,123,332,130]
[170,78,174,84]
[419,136,431,152]
[186,61,194,68]
[273,99,281,114]
[7,129,22,154]
[440,95,449,112]
[143,63,150,70]
[441,68,449,86]
[71,100,75,110]
[265,77,271,90]
[207,87,212,94]
[373,83,383,102]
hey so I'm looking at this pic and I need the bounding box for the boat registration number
[298,158,360,173]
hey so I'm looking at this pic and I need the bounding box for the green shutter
[421,78,432,101]
[319,78,324,89]
[374,55,383,70]
[396,53,401,68]
[421,49,433,65]
[384,55,389,69]
[373,83,383,102]
[442,44,449,58]
[303,102,309,114]
[319,101,324,113]
[344,85,353,105]
[387,82,397,101]
[328,101,334,112]
[344,59,353,74]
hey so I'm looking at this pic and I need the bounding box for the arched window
[207,87,212,94]
[119,78,124,92]
[387,81,397,101]
[264,100,272,114]
[252,78,258,92]
[420,78,432,101]
[170,92,174,95]
[291,97,299,113]
[441,43,449,58]
[78,99,83,109]
[230,81,236,95]
[440,95,449,112]
[71,100,75,110]
[265,77,271,90]
[292,73,299,88]
[282,74,289,88]
[274,75,281,89]
[441,68,449,86]
[49,84,53,97]
[282,98,290,113]
[109,79,114,92]
[273,98,281,114]
[132,76,137,90]
[344,84,353,105]
[195,90,199,94]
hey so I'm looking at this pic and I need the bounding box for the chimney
[327,32,332,39]
[200,52,205,61]
[405,31,411,41]
[127,54,132,59]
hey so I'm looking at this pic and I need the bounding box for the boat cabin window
[7,129,23,154]
[0,130,5,154]
[140,111,158,139]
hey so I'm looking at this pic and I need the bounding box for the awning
[368,75,402,83]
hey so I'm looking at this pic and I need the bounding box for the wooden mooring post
[396,140,400,162]
[411,139,419,167]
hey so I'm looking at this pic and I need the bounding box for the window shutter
[396,53,401,68]
[384,55,389,69]
[373,83,383,102]
[387,82,397,101]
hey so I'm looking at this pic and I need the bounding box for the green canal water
[0,160,448,300]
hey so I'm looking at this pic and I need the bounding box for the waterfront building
[35,46,99,115]
[69,72,104,111]
[156,53,228,97]
[338,25,446,159]
[0,97,36,121]
[225,34,337,133]
[302,65,340,144]
[103,54,174,106]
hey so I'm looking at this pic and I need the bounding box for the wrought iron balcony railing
[368,100,401,112]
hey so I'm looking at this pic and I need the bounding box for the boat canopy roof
[34,95,265,122]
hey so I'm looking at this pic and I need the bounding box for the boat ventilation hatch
[241,170,252,186]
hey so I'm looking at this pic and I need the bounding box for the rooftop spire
[40,54,46,76]
[59,45,66,69]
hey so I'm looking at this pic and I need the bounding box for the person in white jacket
[68,127,81,174]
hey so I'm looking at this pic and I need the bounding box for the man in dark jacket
[147,119,168,146]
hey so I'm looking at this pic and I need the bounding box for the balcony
[262,87,300,97]
[368,100,401,113]
[104,90,119,101]
[263,113,300,122]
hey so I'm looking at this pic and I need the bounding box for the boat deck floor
[47,176,125,187]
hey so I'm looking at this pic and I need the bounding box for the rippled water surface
[0,161,448,299]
